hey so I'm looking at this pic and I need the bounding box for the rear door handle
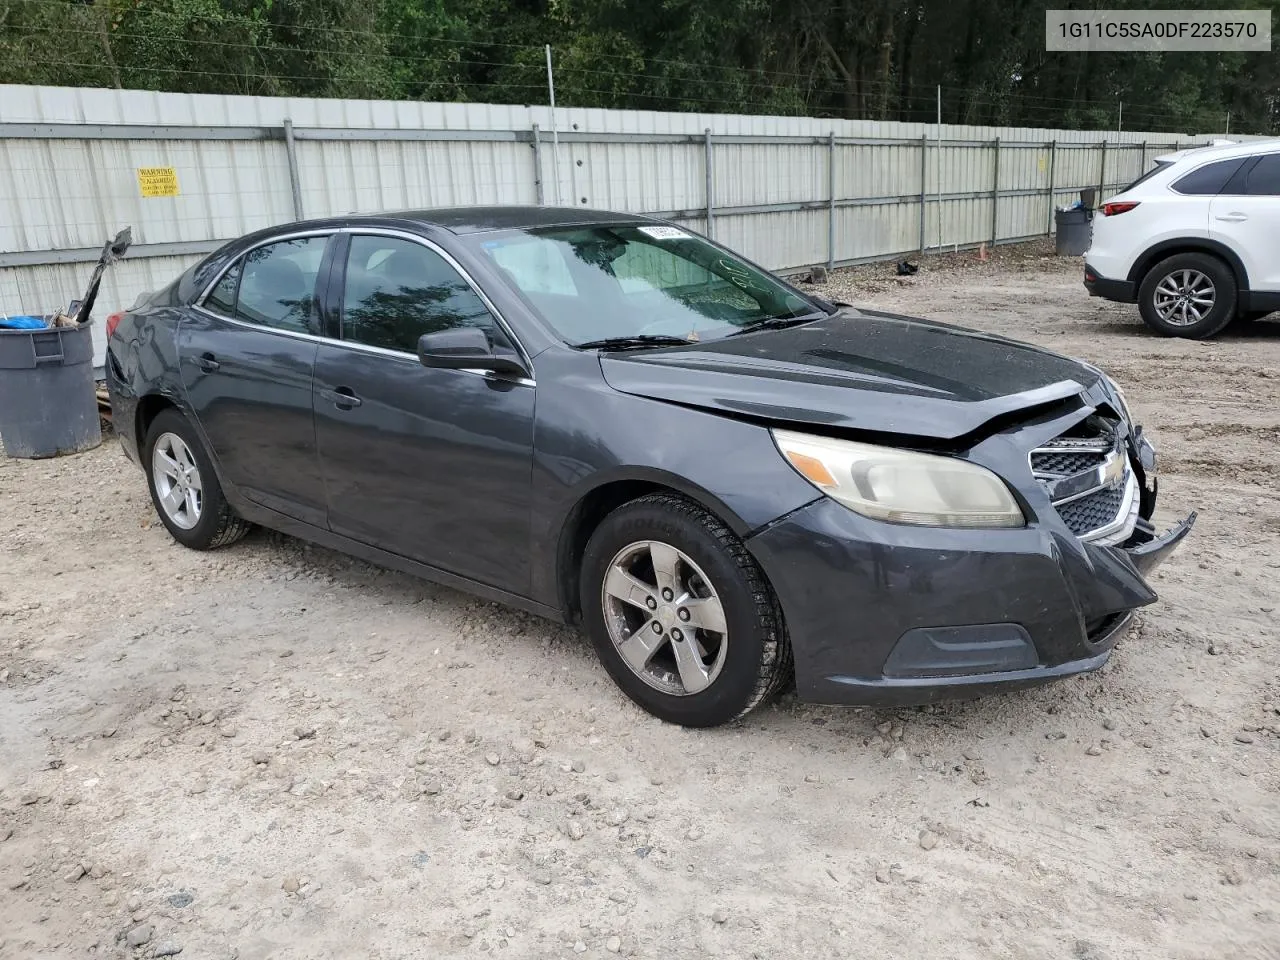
[319,386,363,409]
[1215,213,1248,222]
[193,353,220,372]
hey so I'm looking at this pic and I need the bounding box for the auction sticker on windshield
[638,226,690,240]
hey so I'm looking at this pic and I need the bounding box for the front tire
[1137,253,1236,339]
[144,408,251,550]
[580,494,791,727]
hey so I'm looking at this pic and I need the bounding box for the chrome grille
[1030,417,1137,544]
[1030,449,1107,477]
[1056,484,1126,535]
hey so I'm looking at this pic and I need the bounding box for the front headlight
[772,429,1025,528]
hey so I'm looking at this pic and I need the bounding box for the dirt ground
[2,241,1278,960]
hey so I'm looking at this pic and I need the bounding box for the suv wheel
[1138,252,1236,339]
[580,494,791,727]
[144,408,252,550]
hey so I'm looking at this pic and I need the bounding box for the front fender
[525,350,821,611]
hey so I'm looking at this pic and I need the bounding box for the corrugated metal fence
[0,85,1213,368]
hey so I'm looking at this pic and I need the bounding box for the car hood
[598,309,1101,440]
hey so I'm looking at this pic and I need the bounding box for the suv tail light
[1101,201,1140,217]
[105,312,124,338]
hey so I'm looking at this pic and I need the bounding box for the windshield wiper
[573,335,695,351]
[730,313,825,336]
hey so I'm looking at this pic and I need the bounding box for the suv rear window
[1122,160,1171,192]
[1172,158,1246,195]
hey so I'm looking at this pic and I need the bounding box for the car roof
[384,205,657,234]
[1155,137,1280,165]
[190,206,665,293]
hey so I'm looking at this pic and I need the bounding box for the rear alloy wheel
[1138,253,1236,339]
[144,408,251,550]
[581,494,791,727]
[152,432,203,530]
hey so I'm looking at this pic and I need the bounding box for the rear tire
[144,408,251,550]
[1137,253,1236,339]
[580,494,791,727]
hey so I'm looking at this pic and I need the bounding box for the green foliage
[0,0,1275,133]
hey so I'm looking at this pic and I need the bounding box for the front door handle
[1215,213,1248,222]
[319,386,363,409]
[194,352,220,372]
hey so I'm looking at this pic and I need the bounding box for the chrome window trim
[195,229,335,304]
[191,302,330,347]
[190,224,535,386]
[190,304,533,389]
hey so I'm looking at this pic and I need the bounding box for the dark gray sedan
[106,206,1194,726]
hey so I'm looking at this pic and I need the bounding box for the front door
[178,234,332,526]
[313,232,535,594]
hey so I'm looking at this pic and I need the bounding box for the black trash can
[0,321,102,458]
[1054,207,1093,256]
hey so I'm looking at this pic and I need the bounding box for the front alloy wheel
[602,540,729,696]
[581,494,791,727]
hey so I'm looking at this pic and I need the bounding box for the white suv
[1085,138,1280,339]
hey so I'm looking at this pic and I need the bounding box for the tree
[1,0,1276,134]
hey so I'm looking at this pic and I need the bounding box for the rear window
[1122,160,1171,192]
[1171,158,1246,195]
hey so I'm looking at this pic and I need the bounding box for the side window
[235,237,327,334]
[1244,155,1280,196]
[342,235,511,353]
[203,259,241,318]
[1171,159,1246,195]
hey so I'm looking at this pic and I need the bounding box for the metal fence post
[919,134,928,253]
[1097,139,1107,200]
[282,118,304,221]
[1140,139,1147,175]
[827,131,836,270]
[704,128,714,239]
[1046,139,1057,235]
[531,124,544,205]
[991,137,1001,246]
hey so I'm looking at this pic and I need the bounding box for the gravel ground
[2,241,1278,960]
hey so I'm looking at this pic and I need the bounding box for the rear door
[178,233,334,526]
[1209,153,1280,292]
[312,231,536,593]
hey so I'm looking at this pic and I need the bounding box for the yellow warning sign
[137,166,179,197]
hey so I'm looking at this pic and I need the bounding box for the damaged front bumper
[745,409,1195,707]
[748,502,1194,706]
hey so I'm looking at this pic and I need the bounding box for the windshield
[467,224,823,345]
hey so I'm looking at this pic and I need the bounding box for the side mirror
[417,327,527,377]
